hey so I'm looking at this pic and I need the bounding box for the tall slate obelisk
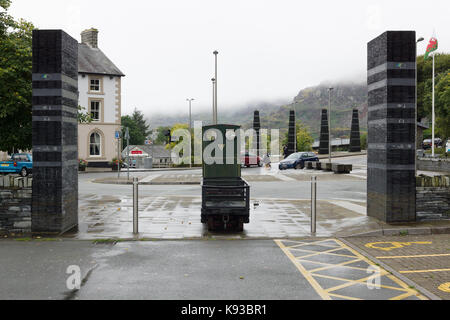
[31,30,79,233]
[253,111,261,157]
[319,109,329,155]
[367,31,416,223]
[349,109,361,152]
[287,110,296,156]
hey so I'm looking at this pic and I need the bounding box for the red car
[241,153,262,167]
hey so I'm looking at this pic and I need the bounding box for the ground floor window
[90,132,101,156]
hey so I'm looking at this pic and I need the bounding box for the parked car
[241,153,262,168]
[0,153,33,177]
[279,152,319,170]
[423,138,442,149]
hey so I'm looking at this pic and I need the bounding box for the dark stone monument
[31,30,79,233]
[367,31,416,223]
[319,109,329,155]
[287,110,296,156]
[349,109,361,152]
[253,111,261,157]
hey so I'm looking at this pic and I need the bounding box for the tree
[155,126,171,145]
[0,0,33,152]
[417,53,450,140]
[131,108,150,138]
[77,106,92,124]
[121,115,146,147]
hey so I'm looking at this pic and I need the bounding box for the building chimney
[81,28,99,48]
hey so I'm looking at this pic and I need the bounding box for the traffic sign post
[116,130,121,180]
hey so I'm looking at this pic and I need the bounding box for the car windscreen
[286,153,301,160]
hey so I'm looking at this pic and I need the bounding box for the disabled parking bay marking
[275,239,427,300]
[365,241,432,252]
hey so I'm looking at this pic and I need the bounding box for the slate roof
[78,43,125,77]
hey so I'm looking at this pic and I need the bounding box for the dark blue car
[279,152,319,170]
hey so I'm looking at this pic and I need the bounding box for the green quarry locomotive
[201,124,250,232]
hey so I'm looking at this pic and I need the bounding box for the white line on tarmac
[140,174,162,183]
[327,200,367,215]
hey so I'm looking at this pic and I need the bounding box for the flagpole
[432,53,435,157]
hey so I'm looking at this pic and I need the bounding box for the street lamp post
[328,88,334,163]
[211,78,216,124]
[213,51,218,124]
[186,98,195,168]
[416,37,424,175]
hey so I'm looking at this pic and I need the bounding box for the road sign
[115,131,121,139]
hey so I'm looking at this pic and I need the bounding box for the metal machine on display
[201,125,250,232]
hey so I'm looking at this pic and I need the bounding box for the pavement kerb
[338,237,442,300]
[344,226,450,238]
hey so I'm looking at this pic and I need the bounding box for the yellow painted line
[376,253,450,259]
[335,239,428,300]
[365,241,432,252]
[399,268,450,274]
[275,240,332,300]
[293,247,356,259]
[390,292,417,300]
[328,293,362,300]
[309,259,368,273]
[438,283,450,293]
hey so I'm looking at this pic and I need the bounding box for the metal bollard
[133,177,139,234]
[311,176,317,234]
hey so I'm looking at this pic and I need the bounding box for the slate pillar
[253,111,261,157]
[31,30,79,233]
[367,31,416,223]
[287,110,296,156]
[349,109,361,152]
[319,109,329,155]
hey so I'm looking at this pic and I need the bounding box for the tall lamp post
[211,78,216,124]
[415,37,424,174]
[186,98,195,168]
[213,51,219,124]
[328,87,334,163]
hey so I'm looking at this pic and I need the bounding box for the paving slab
[344,235,450,300]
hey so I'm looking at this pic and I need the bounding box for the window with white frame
[90,78,101,92]
[90,132,101,156]
[90,100,101,121]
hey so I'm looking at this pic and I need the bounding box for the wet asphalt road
[0,240,321,300]
[79,155,368,202]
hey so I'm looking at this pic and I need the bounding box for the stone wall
[0,176,32,234]
[416,175,450,221]
[417,158,450,173]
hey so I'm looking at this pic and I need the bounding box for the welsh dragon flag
[424,37,438,60]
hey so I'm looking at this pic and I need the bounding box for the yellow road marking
[376,253,450,259]
[328,293,362,300]
[276,239,428,300]
[438,283,450,293]
[293,247,355,259]
[400,268,450,274]
[335,239,428,300]
[365,241,432,252]
[309,259,367,273]
[390,291,417,300]
[275,240,332,300]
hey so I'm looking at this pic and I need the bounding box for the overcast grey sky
[9,0,450,117]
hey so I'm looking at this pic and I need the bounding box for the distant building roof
[78,43,125,77]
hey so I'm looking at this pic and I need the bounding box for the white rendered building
[77,28,125,168]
